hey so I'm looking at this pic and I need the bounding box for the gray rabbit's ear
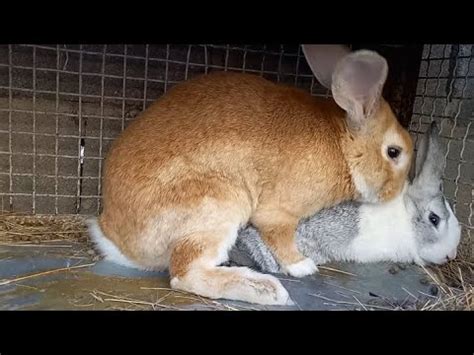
[301,44,351,89]
[408,153,417,183]
[412,121,446,195]
[408,125,429,183]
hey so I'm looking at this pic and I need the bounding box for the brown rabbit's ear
[331,50,388,129]
[301,44,351,89]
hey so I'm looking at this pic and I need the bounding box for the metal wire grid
[409,44,473,250]
[1,43,472,249]
[0,44,329,215]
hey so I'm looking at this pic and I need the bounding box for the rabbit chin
[418,247,457,266]
[419,255,449,266]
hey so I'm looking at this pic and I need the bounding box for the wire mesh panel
[2,42,471,258]
[0,44,329,215]
[409,44,473,256]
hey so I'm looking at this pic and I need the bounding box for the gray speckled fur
[228,201,360,273]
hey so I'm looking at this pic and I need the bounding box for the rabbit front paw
[282,257,318,277]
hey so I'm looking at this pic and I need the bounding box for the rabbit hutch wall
[0,44,472,309]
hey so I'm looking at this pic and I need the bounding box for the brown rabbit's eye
[387,146,401,160]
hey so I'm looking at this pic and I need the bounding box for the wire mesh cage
[0,44,327,216]
[0,44,472,257]
[409,44,473,254]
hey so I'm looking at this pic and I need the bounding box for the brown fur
[169,237,206,278]
[97,71,413,304]
[255,221,302,265]
[341,100,413,202]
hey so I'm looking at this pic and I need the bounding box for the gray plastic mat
[0,244,439,310]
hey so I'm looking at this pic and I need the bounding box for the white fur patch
[445,199,462,253]
[352,171,378,203]
[348,187,418,263]
[87,218,139,269]
[283,257,318,277]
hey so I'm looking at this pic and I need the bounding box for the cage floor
[0,215,442,310]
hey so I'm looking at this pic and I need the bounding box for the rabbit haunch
[90,45,413,306]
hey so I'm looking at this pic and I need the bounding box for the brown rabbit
[88,45,414,305]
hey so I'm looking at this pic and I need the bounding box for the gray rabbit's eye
[387,146,401,160]
[429,212,440,227]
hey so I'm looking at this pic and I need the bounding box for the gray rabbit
[228,122,461,274]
